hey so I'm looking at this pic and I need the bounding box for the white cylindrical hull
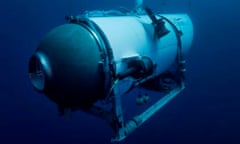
[90,14,193,75]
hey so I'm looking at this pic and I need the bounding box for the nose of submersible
[28,24,106,110]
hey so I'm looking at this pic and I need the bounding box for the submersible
[28,2,193,141]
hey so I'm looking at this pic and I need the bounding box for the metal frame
[81,73,185,142]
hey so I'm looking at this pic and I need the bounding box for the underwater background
[1,0,240,144]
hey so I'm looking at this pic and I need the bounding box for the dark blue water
[1,0,240,144]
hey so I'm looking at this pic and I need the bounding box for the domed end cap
[29,23,107,109]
